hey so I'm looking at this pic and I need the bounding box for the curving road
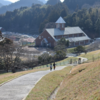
[0,66,67,100]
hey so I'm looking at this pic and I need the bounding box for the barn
[35,17,91,47]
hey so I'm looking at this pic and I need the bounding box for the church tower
[55,17,66,30]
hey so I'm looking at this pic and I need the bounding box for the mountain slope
[0,0,11,5]
[46,0,61,5]
[39,0,47,4]
[0,0,43,14]
[0,3,3,8]
[0,3,69,34]
[63,0,100,10]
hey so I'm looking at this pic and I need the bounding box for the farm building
[35,17,91,47]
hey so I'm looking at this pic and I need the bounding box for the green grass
[67,47,75,53]
[26,66,72,100]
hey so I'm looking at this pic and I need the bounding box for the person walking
[50,63,52,71]
[53,62,56,70]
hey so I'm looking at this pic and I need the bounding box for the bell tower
[55,17,66,30]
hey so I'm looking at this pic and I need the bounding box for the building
[19,37,35,46]
[35,17,91,47]
[0,27,5,42]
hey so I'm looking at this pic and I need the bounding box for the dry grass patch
[80,50,100,61]
[56,60,100,100]
[0,67,49,85]
[26,66,72,100]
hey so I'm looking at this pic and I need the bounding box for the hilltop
[0,0,43,14]
[0,0,11,5]
[64,0,100,10]
[0,0,100,38]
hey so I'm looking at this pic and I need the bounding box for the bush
[74,46,86,53]
[55,50,66,60]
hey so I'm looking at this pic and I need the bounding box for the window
[62,24,64,28]
[57,24,60,28]
[39,36,41,39]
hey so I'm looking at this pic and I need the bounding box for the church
[35,17,91,47]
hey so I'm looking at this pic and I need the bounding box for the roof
[21,38,35,43]
[0,27,2,30]
[66,37,90,42]
[55,17,66,24]
[46,27,86,36]
[46,26,91,42]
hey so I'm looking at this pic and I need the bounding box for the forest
[0,0,100,38]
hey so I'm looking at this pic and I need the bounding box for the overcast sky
[6,0,64,3]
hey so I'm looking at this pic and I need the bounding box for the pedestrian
[50,63,52,71]
[53,62,56,70]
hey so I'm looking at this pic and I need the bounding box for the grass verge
[0,67,49,85]
[26,66,72,100]
[80,49,100,62]
[55,60,100,100]
[0,56,75,85]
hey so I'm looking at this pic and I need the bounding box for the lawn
[26,66,72,100]
[55,60,100,100]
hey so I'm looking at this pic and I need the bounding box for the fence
[34,57,78,69]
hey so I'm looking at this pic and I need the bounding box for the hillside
[0,0,11,5]
[55,60,100,100]
[0,3,3,8]
[0,0,43,14]
[39,0,47,4]
[0,1,100,38]
[63,0,100,10]
[46,0,61,5]
[0,3,68,34]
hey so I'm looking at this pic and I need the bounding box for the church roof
[0,27,2,30]
[55,17,66,24]
[46,26,90,42]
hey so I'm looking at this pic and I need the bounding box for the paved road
[0,66,67,100]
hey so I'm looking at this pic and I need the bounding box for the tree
[57,38,69,47]
[74,46,85,54]
[0,37,22,72]
[55,50,66,60]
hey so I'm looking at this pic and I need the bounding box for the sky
[6,0,64,3]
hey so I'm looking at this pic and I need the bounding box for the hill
[63,0,100,10]
[0,3,68,34]
[0,0,43,14]
[0,3,3,8]
[46,0,61,5]
[0,1,100,38]
[0,0,11,5]
[39,0,47,4]
[56,60,100,100]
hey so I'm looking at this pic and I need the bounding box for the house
[19,37,35,46]
[0,27,5,42]
[35,17,91,47]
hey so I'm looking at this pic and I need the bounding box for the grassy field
[67,47,75,53]
[26,66,72,100]
[80,49,100,62]
[55,60,100,100]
